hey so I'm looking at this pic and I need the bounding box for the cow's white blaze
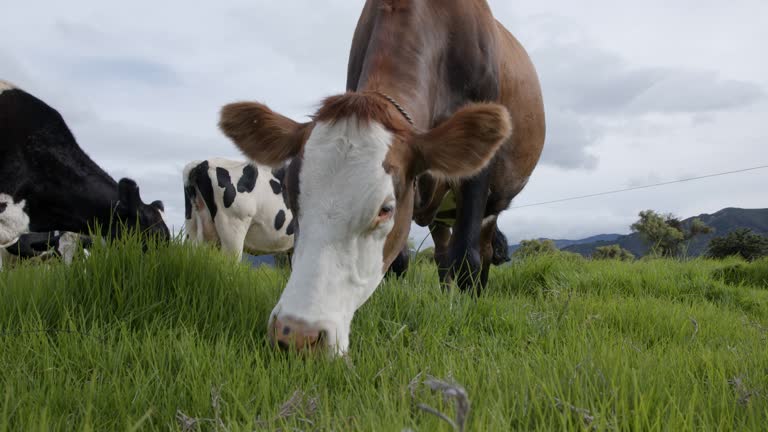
[270,117,396,354]
[0,194,29,247]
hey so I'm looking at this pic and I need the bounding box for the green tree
[707,228,768,261]
[512,239,558,259]
[592,244,635,261]
[631,210,713,257]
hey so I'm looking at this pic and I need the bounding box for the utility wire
[508,164,768,210]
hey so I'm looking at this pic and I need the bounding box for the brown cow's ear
[219,102,312,166]
[410,103,512,178]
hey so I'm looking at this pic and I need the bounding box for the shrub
[707,229,768,261]
[512,239,558,259]
[592,244,635,261]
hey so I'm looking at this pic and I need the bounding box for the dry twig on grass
[409,373,471,432]
[211,386,227,430]
[689,316,699,343]
[175,386,229,432]
[255,389,318,430]
[553,397,596,430]
[728,376,756,406]
[175,410,199,432]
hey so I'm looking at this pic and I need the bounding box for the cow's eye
[378,203,394,219]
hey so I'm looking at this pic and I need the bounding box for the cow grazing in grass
[183,158,295,259]
[219,0,544,354]
[0,231,93,270]
[0,80,170,264]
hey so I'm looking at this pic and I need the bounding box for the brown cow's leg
[385,245,410,278]
[447,168,491,293]
[430,223,452,289]
[479,216,498,288]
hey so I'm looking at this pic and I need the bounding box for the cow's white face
[218,93,512,355]
[0,194,30,247]
[270,118,396,353]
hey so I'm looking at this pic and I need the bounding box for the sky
[2,0,766,245]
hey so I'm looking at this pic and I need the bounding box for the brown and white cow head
[219,92,511,354]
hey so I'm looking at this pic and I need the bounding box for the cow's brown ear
[410,103,512,178]
[219,102,312,166]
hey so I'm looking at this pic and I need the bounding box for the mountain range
[552,208,768,258]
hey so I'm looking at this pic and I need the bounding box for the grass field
[1,238,767,431]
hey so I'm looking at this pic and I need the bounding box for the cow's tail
[182,161,205,240]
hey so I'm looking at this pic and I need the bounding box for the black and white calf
[183,158,294,259]
[0,231,93,270]
[0,79,170,264]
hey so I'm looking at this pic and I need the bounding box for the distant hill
[507,234,622,254]
[562,208,768,258]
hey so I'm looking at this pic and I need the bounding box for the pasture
[1,238,766,431]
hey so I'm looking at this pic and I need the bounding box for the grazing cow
[0,80,170,259]
[218,0,545,353]
[0,231,93,270]
[183,158,294,259]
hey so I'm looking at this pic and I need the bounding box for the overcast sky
[2,0,766,245]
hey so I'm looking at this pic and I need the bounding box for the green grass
[1,238,766,431]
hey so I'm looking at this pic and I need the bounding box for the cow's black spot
[183,185,195,220]
[269,179,282,195]
[271,165,287,183]
[189,161,217,219]
[286,218,296,236]
[237,164,257,193]
[216,167,236,208]
[274,210,286,230]
[0,202,7,214]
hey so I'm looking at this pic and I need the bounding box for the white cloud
[629,70,765,113]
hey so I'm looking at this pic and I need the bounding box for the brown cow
[219,0,545,354]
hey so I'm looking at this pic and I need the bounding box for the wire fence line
[507,164,768,210]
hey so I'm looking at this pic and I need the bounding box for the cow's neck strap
[374,91,414,127]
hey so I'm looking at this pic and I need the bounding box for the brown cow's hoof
[449,249,483,294]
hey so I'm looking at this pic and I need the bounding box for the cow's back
[0,81,79,161]
[489,21,546,204]
[0,80,119,231]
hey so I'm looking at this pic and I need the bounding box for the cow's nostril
[269,316,329,352]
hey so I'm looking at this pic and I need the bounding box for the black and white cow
[183,158,295,260]
[0,231,94,270]
[0,79,169,264]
